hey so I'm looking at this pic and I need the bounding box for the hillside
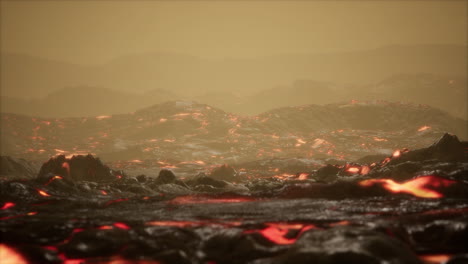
[1,101,466,164]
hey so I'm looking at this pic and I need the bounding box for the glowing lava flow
[418,125,431,132]
[0,244,28,264]
[244,223,319,245]
[62,162,70,176]
[1,202,15,210]
[45,175,63,185]
[419,254,451,264]
[113,222,131,230]
[359,175,456,198]
[36,189,51,197]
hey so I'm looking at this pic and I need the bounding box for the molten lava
[346,167,360,174]
[1,202,15,210]
[392,150,401,158]
[419,254,451,264]
[244,223,319,245]
[45,175,64,185]
[0,244,28,264]
[418,125,431,132]
[37,189,51,197]
[359,175,455,198]
[62,162,70,176]
[298,173,309,180]
[113,222,131,230]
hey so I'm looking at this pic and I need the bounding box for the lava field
[1,130,468,264]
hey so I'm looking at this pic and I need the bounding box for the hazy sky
[1,0,466,64]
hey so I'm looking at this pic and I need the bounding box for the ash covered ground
[1,101,468,264]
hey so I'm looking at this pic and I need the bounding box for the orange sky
[1,1,466,64]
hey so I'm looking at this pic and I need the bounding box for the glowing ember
[159,118,167,123]
[244,223,318,245]
[173,113,191,117]
[346,167,360,174]
[37,189,51,197]
[101,190,108,195]
[373,137,387,142]
[169,195,255,204]
[298,173,309,180]
[63,259,86,264]
[45,175,63,185]
[360,166,370,175]
[1,202,15,210]
[359,175,456,198]
[418,125,431,132]
[0,244,28,264]
[62,162,70,176]
[95,115,111,120]
[392,150,401,158]
[297,139,306,144]
[113,222,131,230]
[419,254,451,264]
[105,198,129,206]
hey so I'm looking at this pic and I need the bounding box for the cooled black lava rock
[155,169,177,184]
[37,155,116,181]
[255,227,420,264]
[406,218,468,252]
[60,229,131,258]
[186,174,228,188]
[0,156,38,179]
[202,228,283,264]
[210,164,238,181]
[313,164,341,182]
[389,133,466,165]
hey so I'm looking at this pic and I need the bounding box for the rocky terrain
[1,133,467,264]
[1,100,467,264]
[1,101,466,173]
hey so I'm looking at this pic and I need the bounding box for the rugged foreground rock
[0,134,467,264]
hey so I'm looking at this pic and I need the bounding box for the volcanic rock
[155,169,177,184]
[0,155,38,179]
[314,164,341,182]
[37,155,116,181]
[186,174,228,188]
[210,164,237,181]
[389,133,466,165]
[257,227,420,264]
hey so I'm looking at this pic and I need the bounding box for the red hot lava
[0,244,28,264]
[359,175,455,198]
[1,202,15,210]
[244,223,319,245]
[36,189,51,197]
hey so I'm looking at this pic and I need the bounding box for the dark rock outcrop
[37,155,116,181]
[0,156,38,179]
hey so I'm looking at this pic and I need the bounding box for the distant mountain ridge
[1,73,466,119]
[1,86,178,118]
[1,44,466,99]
